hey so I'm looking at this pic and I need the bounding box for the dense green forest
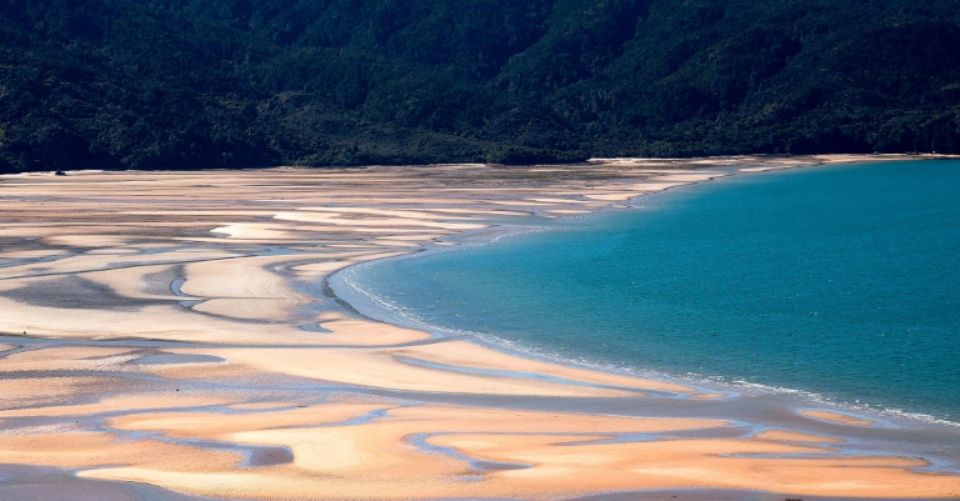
[2,0,960,172]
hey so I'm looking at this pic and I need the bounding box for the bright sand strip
[755,429,842,443]
[0,155,959,499]
[800,409,876,427]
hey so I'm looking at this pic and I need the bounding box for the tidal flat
[0,155,959,500]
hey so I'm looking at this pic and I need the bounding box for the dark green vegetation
[2,0,960,172]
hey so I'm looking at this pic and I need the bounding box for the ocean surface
[335,160,960,422]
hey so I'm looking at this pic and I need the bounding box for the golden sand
[800,409,876,427]
[754,429,842,443]
[0,155,958,499]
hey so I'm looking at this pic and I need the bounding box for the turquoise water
[340,161,960,421]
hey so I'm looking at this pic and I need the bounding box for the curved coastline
[326,161,960,432]
[332,251,960,431]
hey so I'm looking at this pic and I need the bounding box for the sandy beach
[1,154,959,500]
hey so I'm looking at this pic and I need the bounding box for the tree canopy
[2,0,959,172]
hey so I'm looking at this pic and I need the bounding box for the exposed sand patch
[0,394,240,419]
[308,317,432,345]
[392,339,692,394]
[755,429,842,444]
[800,409,875,427]
[0,432,241,470]
[202,346,636,397]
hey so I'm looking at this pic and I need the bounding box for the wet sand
[1,155,959,499]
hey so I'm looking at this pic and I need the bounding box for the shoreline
[1,154,959,499]
[334,252,960,430]
[325,157,960,431]
[7,151,959,177]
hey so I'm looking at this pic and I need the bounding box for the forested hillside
[2,0,960,172]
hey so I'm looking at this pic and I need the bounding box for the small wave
[331,264,447,336]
